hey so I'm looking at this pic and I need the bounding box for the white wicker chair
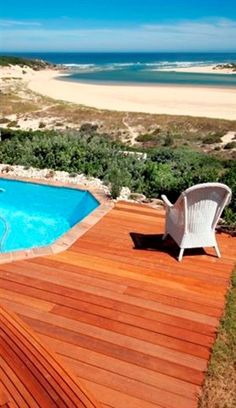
[161,183,232,261]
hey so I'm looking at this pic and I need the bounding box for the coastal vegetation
[0,127,235,224]
[0,55,54,70]
[1,86,236,155]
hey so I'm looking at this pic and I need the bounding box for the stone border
[0,174,114,264]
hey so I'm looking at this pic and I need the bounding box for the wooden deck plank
[70,241,233,276]
[63,355,196,408]
[71,236,233,276]
[0,263,220,329]
[0,202,235,408]
[0,271,217,339]
[81,379,164,408]
[52,304,211,359]
[6,258,224,322]
[31,252,230,288]
[0,362,30,408]
[0,276,214,353]
[50,251,229,299]
[38,334,200,399]
[0,300,207,381]
[0,306,101,408]
[0,288,55,312]
[1,261,224,316]
[0,281,214,363]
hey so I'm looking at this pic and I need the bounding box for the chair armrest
[161,195,173,208]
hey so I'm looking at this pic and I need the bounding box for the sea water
[6,51,236,87]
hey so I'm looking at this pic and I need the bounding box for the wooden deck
[0,202,235,408]
[0,306,101,408]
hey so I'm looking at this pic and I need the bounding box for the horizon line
[1,50,236,54]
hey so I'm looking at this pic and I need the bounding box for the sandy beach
[1,65,236,120]
[26,69,236,120]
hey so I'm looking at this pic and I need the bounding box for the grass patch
[0,93,39,115]
[199,270,236,408]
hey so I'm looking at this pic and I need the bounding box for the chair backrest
[180,183,232,233]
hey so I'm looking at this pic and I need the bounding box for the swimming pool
[0,178,99,253]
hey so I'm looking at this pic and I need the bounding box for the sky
[1,0,236,52]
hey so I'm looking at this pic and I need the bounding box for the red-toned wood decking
[0,202,235,408]
[0,306,101,408]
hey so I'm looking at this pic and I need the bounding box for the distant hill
[0,55,56,70]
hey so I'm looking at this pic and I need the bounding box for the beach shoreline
[26,68,236,120]
[1,64,236,120]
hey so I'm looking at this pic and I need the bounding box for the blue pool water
[0,179,99,253]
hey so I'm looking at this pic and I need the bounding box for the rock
[147,198,165,209]
[45,170,55,179]
[129,193,146,202]
[117,187,131,200]
[1,165,14,173]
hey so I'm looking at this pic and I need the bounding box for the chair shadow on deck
[130,232,208,260]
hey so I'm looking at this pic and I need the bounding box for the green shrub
[202,133,222,144]
[223,208,236,226]
[136,133,157,143]
[7,120,18,128]
[80,123,98,133]
[163,133,174,146]
[108,167,123,199]
[110,182,122,199]
[0,118,10,124]
[224,142,236,150]
[221,162,236,213]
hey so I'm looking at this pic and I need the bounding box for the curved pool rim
[0,175,113,264]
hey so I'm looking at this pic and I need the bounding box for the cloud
[0,19,42,27]
[142,19,236,37]
[0,18,236,51]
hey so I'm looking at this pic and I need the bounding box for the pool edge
[0,175,113,264]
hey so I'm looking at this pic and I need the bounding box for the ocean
[6,52,236,87]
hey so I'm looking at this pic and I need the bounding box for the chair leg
[162,232,167,240]
[214,243,221,258]
[178,248,184,262]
